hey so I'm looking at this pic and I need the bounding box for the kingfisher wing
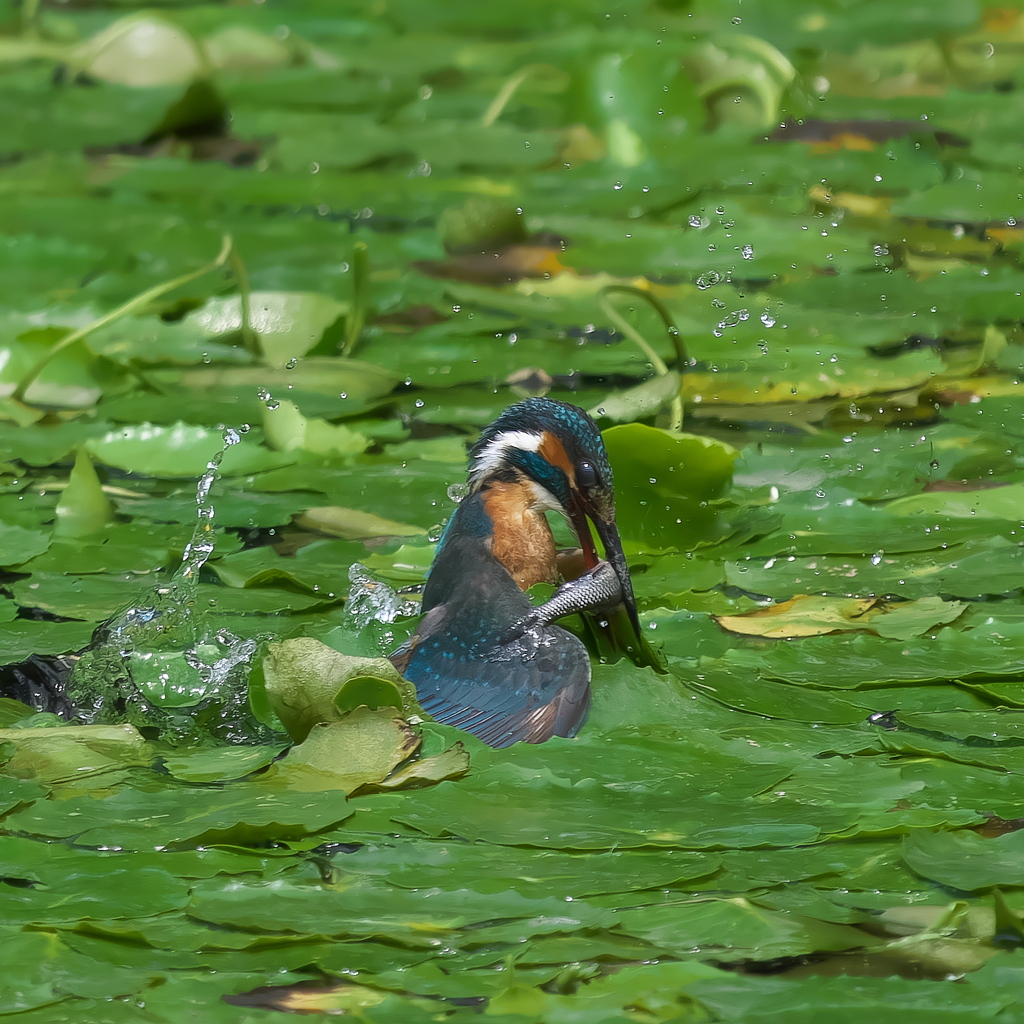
[394,522,592,747]
[478,673,590,747]
[405,627,591,748]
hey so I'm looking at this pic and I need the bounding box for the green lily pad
[0,522,51,568]
[162,744,287,784]
[185,291,348,369]
[86,423,295,478]
[602,423,738,549]
[904,830,1024,892]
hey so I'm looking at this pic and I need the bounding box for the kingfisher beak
[568,493,664,671]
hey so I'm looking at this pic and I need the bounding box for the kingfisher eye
[577,461,598,489]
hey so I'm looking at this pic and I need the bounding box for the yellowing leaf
[274,708,419,793]
[0,724,152,784]
[296,506,423,540]
[73,15,204,87]
[810,184,892,218]
[224,981,386,1015]
[717,594,966,640]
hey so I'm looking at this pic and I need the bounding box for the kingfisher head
[468,397,644,644]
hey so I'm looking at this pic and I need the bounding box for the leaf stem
[227,242,258,356]
[20,0,41,34]
[13,235,233,405]
[481,64,541,128]
[597,285,687,431]
[342,242,368,357]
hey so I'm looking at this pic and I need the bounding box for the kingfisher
[391,397,658,748]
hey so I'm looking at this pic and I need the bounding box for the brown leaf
[415,245,567,285]
[224,980,387,1014]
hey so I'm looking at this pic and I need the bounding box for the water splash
[177,427,241,587]
[346,564,420,626]
[66,429,270,745]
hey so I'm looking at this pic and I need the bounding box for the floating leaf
[166,358,398,413]
[262,400,369,457]
[274,708,419,793]
[0,522,51,568]
[0,724,152,785]
[371,742,470,790]
[162,744,287,784]
[86,422,293,478]
[590,371,682,423]
[717,594,967,640]
[886,483,1024,520]
[295,506,423,540]
[904,830,1024,892]
[260,637,419,742]
[186,292,348,369]
[602,423,738,548]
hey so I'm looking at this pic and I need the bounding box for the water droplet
[716,309,749,331]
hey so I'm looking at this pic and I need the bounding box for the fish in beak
[568,489,664,672]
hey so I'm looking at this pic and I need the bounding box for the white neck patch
[526,479,563,513]
[470,429,543,485]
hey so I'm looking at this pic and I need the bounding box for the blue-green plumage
[391,397,652,748]
[395,490,590,747]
